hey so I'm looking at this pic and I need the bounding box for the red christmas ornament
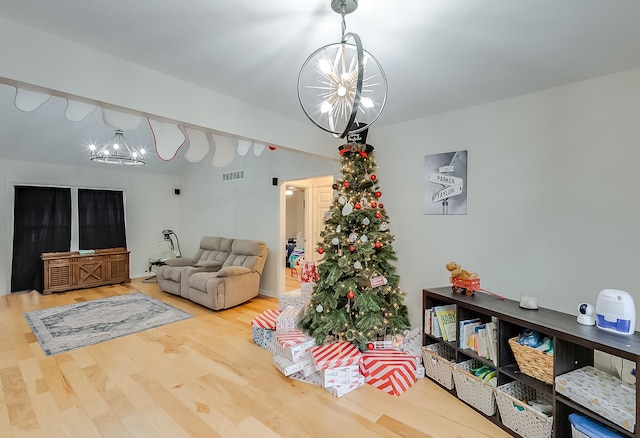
[347,291,355,300]
[343,181,350,188]
[378,203,384,208]
[375,212,382,219]
[317,247,325,254]
[349,245,355,252]
[370,174,377,181]
[367,342,375,350]
[370,201,377,208]
[375,191,382,198]
[374,241,382,249]
[354,203,361,210]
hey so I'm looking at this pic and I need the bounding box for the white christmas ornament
[360,197,367,205]
[379,222,389,231]
[331,237,339,245]
[354,261,362,270]
[316,304,323,313]
[342,202,353,216]
[360,235,368,243]
[349,232,358,243]
[338,196,346,205]
[362,217,370,226]
[336,225,341,233]
[333,190,339,199]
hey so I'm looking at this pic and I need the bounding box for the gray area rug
[25,292,193,356]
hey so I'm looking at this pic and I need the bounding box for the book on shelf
[484,322,498,365]
[459,318,481,349]
[431,309,442,338]
[434,305,456,342]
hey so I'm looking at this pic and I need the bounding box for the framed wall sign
[424,150,468,215]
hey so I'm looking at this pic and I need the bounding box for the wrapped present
[276,305,304,334]
[300,282,315,298]
[397,327,423,361]
[252,327,274,349]
[250,308,281,329]
[415,365,425,379]
[373,339,394,349]
[276,330,306,347]
[321,365,362,388]
[300,261,319,283]
[326,375,365,397]
[311,342,363,370]
[360,349,417,397]
[278,290,309,310]
[289,370,323,386]
[271,332,316,363]
[273,354,314,377]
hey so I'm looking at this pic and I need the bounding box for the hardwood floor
[284,268,301,292]
[0,279,510,437]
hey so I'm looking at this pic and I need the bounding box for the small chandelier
[298,0,387,138]
[89,129,146,165]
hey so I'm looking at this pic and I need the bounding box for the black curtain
[11,186,71,292]
[78,189,126,250]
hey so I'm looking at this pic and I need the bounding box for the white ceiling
[2,0,640,172]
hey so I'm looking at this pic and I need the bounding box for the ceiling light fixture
[297,0,387,138]
[89,129,146,165]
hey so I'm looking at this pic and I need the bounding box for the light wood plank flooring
[0,279,510,437]
[285,268,302,292]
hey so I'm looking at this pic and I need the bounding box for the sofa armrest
[165,257,193,267]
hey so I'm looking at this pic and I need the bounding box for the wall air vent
[222,170,245,182]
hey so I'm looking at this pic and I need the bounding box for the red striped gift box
[311,342,362,370]
[276,330,307,347]
[250,309,281,329]
[360,349,417,397]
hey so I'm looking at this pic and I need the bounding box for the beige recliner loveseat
[156,236,268,310]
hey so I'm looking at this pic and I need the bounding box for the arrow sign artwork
[432,183,463,203]
[427,173,463,187]
[424,150,468,215]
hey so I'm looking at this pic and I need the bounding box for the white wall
[0,158,181,294]
[372,68,640,328]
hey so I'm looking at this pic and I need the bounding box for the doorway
[280,175,333,293]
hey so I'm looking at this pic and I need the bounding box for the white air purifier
[595,289,635,335]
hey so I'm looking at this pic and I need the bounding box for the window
[78,189,126,250]
[10,185,126,293]
[11,186,71,292]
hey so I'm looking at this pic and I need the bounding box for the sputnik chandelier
[89,129,147,165]
[297,0,387,138]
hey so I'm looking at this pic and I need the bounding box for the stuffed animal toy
[446,261,478,280]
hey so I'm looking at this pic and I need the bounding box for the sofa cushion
[216,266,251,277]
[192,260,222,269]
[164,267,183,282]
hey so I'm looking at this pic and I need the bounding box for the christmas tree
[299,134,410,351]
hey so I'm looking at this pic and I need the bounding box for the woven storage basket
[496,381,553,438]
[422,343,456,390]
[508,337,554,384]
[452,359,496,416]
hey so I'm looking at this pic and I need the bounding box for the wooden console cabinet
[423,287,640,437]
[42,248,130,294]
